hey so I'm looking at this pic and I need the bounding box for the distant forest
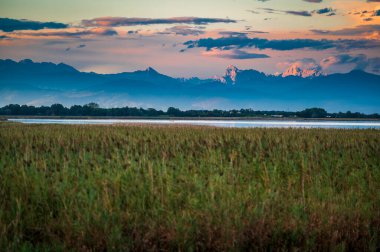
[1,103,379,119]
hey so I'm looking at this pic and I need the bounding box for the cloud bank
[82,17,236,27]
[184,36,380,51]
[311,24,380,36]
[255,7,335,17]
[159,26,205,36]
[0,18,68,32]
[321,54,380,72]
[11,27,118,38]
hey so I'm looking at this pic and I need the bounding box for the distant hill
[1,59,379,113]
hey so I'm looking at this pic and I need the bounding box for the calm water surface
[7,118,380,129]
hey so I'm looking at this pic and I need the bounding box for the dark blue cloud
[218,30,268,36]
[0,18,68,32]
[219,31,248,36]
[285,11,312,16]
[254,7,336,17]
[315,8,333,14]
[184,36,380,51]
[17,28,118,37]
[258,8,312,16]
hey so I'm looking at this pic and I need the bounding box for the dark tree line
[0,103,379,119]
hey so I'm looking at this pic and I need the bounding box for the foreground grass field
[0,123,379,251]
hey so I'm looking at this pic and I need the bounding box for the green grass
[0,123,379,251]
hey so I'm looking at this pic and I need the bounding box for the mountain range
[1,59,379,113]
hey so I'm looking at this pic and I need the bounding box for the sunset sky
[1,0,380,77]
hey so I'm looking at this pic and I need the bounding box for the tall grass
[0,123,379,251]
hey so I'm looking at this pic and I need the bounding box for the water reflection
[7,119,380,129]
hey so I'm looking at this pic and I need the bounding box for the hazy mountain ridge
[0,59,379,113]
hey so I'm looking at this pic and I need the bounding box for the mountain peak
[282,62,324,78]
[223,65,240,84]
[226,65,238,71]
[0,59,78,74]
[56,62,78,72]
[145,67,159,74]
[214,65,268,84]
[20,59,34,64]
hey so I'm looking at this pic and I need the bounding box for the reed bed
[0,123,379,251]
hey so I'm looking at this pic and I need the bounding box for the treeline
[1,103,379,119]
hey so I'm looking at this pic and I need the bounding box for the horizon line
[1,57,378,78]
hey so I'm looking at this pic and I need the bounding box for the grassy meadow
[0,123,379,251]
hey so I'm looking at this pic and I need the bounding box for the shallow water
[7,118,380,129]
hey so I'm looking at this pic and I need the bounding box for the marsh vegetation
[0,123,379,251]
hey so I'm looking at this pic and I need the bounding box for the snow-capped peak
[214,65,240,84]
[282,63,324,78]
[225,65,239,83]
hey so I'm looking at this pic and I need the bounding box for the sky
[0,0,380,78]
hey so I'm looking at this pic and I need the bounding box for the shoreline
[2,115,380,121]
[5,118,380,130]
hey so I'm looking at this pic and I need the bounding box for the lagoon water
[7,118,380,129]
